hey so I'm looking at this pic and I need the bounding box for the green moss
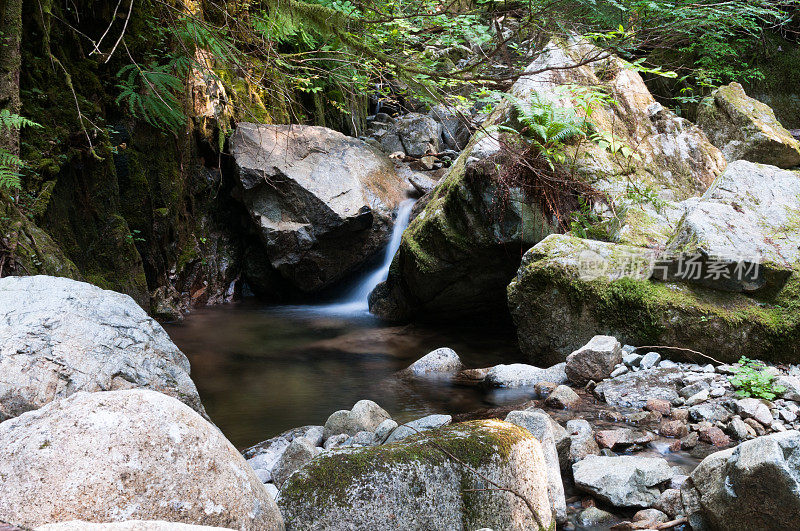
[279,421,532,519]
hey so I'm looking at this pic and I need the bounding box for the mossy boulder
[697,82,800,168]
[0,196,81,279]
[277,420,554,531]
[507,233,800,365]
[369,37,724,321]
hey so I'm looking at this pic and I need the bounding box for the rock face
[508,230,800,363]
[0,276,205,421]
[277,420,553,530]
[573,455,673,508]
[230,123,407,293]
[697,82,800,168]
[396,113,442,157]
[682,431,800,530]
[0,390,284,530]
[369,37,723,321]
[565,335,623,385]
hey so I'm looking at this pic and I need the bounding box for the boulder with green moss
[369,37,723,321]
[697,82,800,168]
[276,420,554,531]
[507,233,800,365]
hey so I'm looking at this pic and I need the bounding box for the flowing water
[165,200,527,448]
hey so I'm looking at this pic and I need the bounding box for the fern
[115,62,187,133]
[0,111,41,192]
[498,93,594,168]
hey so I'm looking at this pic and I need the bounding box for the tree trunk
[0,0,22,156]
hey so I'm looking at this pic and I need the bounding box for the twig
[104,0,134,64]
[633,345,724,366]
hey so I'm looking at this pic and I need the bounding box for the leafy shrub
[728,356,786,400]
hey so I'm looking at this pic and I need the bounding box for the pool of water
[165,300,527,448]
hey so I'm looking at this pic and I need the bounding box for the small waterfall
[318,198,416,314]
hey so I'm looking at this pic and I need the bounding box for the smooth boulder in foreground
[0,389,283,530]
[277,420,553,530]
[0,276,205,421]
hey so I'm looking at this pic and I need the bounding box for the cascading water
[317,198,416,315]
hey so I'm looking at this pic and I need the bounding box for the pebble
[610,365,629,378]
[686,389,710,406]
[622,353,642,367]
[710,387,726,397]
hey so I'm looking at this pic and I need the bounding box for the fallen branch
[633,345,724,366]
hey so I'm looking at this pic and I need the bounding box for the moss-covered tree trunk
[0,0,22,155]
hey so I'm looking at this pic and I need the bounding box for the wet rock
[646,399,672,416]
[595,429,635,450]
[244,425,323,483]
[383,414,452,444]
[484,362,567,388]
[573,455,673,508]
[0,276,205,422]
[776,374,800,402]
[544,385,581,409]
[565,335,623,385]
[504,410,567,524]
[576,507,617,528]
[272,437,319,488]
[623,353,643,368]
[660,420,689,438]
[277,420,554,530]
[230,123,407,293]
[698,426,730,447]
[323,400,392,439]
[534,381,557,398]
[726,416,750,440]
[689,402,732,424]
[610,365,629,378]
[654,488,684,518]
[682,431,800,529]
[697,82,800,168]
[681,432,700,450]
[734,398,773,426]
[567,419,600,464]
[671,408,690,421]
[633,508,669,527]
[0,390,283,530]
[401,347,463,377]
[595,367,682,409]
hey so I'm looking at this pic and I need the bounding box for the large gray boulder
[573,455,673,508]
[697,82,800,168]
[0,390,284,530]
[369,37,723,322]
[666,160,800,293]
[230,123,407,293]
[682,431,800,530]
[400,347,463,377]
[277,420,554,530]
[565,335,622,385]
[0,276,205,422]
[508,229,800,364]
[505,410,567,524]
